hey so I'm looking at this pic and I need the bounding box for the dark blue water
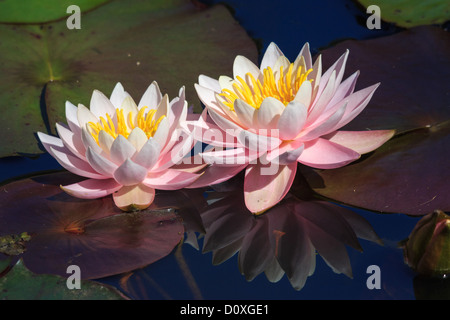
[0,0,440,300]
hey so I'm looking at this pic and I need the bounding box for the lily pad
[300,26,450,215]
[357,0,450,28]
[0,259,127,300]
[0,0,110,24]
[0,0,258,157]
[0,171,185,279]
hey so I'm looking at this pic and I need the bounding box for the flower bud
[403,210,450,277]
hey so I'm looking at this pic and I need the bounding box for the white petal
[120,96,139,130]
[133,138,161,170]
[90,89,116,119]
[152,116,170,150]
[277,101,308,140]
[86,146,117,178]
[293,79,312,108]
[198,74,221,92]
[233,55,260,81]
[234,99,256,129]
[110,82,131,109]
[81,126,103,155]
[260,42,284,71]
[98,130,114,154]
[256,97,284,129]
[77,103,98,128]
[138,81,162,110]
[109,134,136,165]
[127,127,148,152]
[113,158,148,186]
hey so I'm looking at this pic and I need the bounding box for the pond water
[0,0,448,301]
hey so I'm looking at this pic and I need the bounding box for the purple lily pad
[300,26,450,215]
[0,171,187,279]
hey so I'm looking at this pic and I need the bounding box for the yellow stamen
[88,107,165,144]
[220,62,313,110]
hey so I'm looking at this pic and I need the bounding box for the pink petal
[133,137,161,169]
[200,147,248,166]
[112,184,155,211]
[323,130,395,154]
[86,146,117,178]
[37,131,105,179]
[142,169,200,190]
[299,102,346,141]
[277,101,308,140]
[297,138,361,169]
[266,140,305,165]
[65,101,81,133]
[55,122,86,160]
[186,163,248,189]
[244,161,297,214]
[61,178,122,199]
[113,158,148,186]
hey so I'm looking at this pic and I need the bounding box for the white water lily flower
[38,82,202,211]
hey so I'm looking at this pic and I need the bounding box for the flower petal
[260,42,284,70]
[61,178,122,199]
[199,74,221,92]
[143,169,200,190]
[98,130,114,154]
[133,137,161,170]
[109,134,136,165]
[90,89,116,119]
[297,138,361,169]
[127,127,148,152]
[65,101,81,133]
[110,82,131,109]
[244,161,297,214]
[277,101,308,140]
[255,97,284,129]
[233,55,261,80]
[234,99,256,129]
[186,163,248,189]
[55,122,86,160]
[113,158,148,186]
[77,103,98,128]
[322,130,395,154]
[86,146,118,178]
[138,81,162,110]
[112,184,155,211]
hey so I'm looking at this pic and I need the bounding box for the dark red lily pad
[0,171,186,279]
[300,26,450,215]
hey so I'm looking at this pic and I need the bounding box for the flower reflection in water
[200,174,382,290]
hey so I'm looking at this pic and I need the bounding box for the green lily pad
[0,171,186,279]
[0,0,110,24]
[0,259,127,300]
[357,0,450,28]
[300,26,450,215]
[0,0,258,157]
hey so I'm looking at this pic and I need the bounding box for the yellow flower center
[87,107,165,144]
[220,63,313,110]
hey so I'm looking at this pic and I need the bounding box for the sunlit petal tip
[112,184,155,212]
[60,178,121,199]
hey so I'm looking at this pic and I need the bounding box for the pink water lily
[188,42,395,214]
[38,82,202,211]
